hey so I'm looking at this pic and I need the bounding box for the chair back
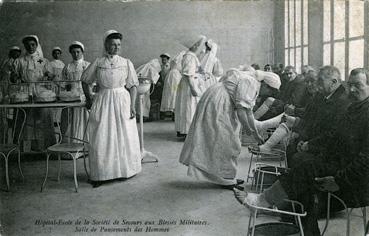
[55,107,89,144]
[0,108,26,145]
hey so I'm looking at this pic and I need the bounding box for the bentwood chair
[246,127,291,183]
[251,162,289,193]
[41,107,89,193]
[321,192,367,236]
[245,198,306,236]
[0,108,26,191]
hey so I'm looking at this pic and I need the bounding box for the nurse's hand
[130,105,136,119]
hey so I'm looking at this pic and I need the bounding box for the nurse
[62,41,90,141]
[50,46,65,125]
[81,30,141,188]
[160,51,186,118]
[175,35,206,138]
[12,35,55,148]
[179,66,280,189]
[50,47,65,81]
[198,39,223,89]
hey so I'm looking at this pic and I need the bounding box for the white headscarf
[172,50,186,71]
[70,41,85,52]
[22,35,44,70]
[200,39,218,74]
[22,35,43,58]
[103,29,122,56]
[233,64,281,90]
[69,41,85,62]
[52,46,62,53]
[10,46,21,52]
[181,35,207,50]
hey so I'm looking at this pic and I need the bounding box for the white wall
[0,1,275,70]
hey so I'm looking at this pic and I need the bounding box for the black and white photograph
[0,0,368,235]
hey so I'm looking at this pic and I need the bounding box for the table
[0,102,86,152]
[0,102,85,109]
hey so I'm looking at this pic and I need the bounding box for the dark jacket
[293,89,316,118]
[306,84,351,152]
[292,93,324,139]
[260,76,308,120]
[321,97,369,207]
[280,75,308,106]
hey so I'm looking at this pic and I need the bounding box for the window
[284,0,308,73]
[323,0,364,80]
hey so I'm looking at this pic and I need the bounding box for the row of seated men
[236,65,369,235]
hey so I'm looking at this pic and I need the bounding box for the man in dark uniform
[254,66,309,120]
[235,68,369,236]
[287,66,351,166]
[150,53,170,120]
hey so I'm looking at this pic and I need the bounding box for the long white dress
[179,70,261,185]
[160,51,186,112]
[50,59,65,81]
[160,62,182,112]
[50,59,65,124]
[198,42,224,90]
[62,59,90,141]
[175,51,202,134]
[81,55,141,181]
[13,54,55,148]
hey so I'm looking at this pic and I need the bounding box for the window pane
[290,50,295,67]
[334,1,345,40]
[323,43,331,66]
[349,0,364,38]
[289,0,295,47]
[349,39,364,73]
[334,42,345,79]
[285,0,290,48]
[303,0,308,45]
[295,0,302,47]
[296,47,302,73]
[285,49,290,66]
[323,0,331,43]
[303,46,308,66]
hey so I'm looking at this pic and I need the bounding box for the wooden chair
[41,107,89,192]
[0,108,26,191]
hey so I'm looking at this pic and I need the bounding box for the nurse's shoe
[222,184,244,191]
[91,181,102,188]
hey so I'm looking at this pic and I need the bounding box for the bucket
[254,222,300,236]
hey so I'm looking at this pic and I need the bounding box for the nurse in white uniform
[81,30,141,187]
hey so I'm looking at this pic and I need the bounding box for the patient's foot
[233,189,271,208]
[248,144,272,153]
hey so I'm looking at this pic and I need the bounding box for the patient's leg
[254,97,275,120]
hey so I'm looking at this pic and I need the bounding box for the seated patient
[243,68,316,145]
[234,68,369,236]
[254,66,309,121]
[250,69,319,153]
